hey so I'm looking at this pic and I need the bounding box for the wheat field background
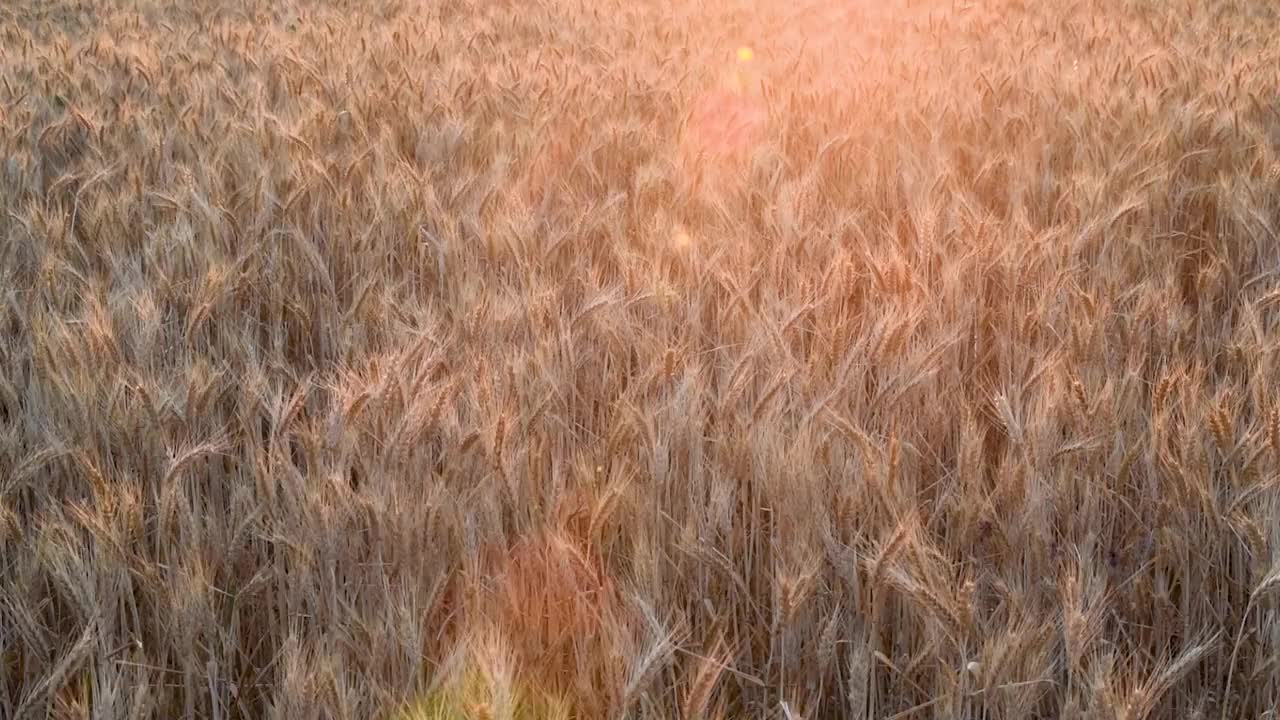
[3,0,1280,718]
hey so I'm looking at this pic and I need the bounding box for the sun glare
[6,0,1277,717]
[676,44,768,199]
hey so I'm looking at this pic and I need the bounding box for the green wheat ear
[396,667,572,720]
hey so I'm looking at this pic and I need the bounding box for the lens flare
[671,226,692,251]
[676,45,767,199]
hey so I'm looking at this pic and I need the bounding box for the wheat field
[2,0,1280,717]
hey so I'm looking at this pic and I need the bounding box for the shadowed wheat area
[3,0,1280,717]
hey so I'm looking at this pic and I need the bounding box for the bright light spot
[672,226,692,251]
[737,46,755,63]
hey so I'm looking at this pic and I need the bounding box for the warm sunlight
[3,0,1279,718]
